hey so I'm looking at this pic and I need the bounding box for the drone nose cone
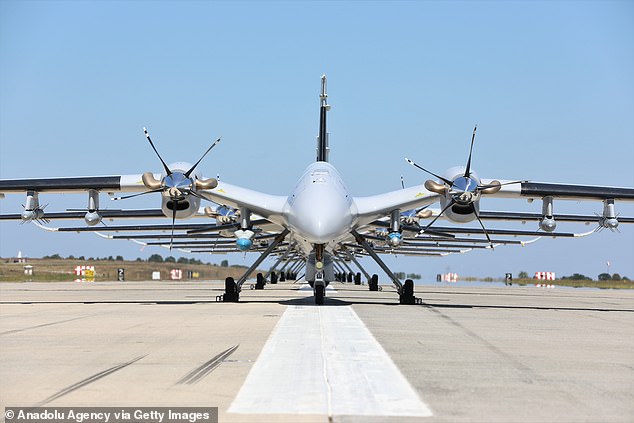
[310,218,343,243]
[296,200,352,243]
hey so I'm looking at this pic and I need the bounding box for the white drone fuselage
[283,162,356,254]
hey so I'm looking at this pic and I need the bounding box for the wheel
[225,277,236,292]
[315,285,325,305]
[403,279,414,296]
[399,279,415,304]
[255,272,265,289]
[223,277,239,302]
[369,274,379,291]
[354,272,361,284]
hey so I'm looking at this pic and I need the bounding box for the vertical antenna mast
[317,74,330,162]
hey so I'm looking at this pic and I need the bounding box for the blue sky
[1,1,633,279]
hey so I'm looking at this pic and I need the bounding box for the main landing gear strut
[341,247,381,291]
[220,229,290,302]
[350,230,420,305]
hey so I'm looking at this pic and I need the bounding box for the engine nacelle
[438,167,481,224]
[442,196,479,224]
[160,193,200,219]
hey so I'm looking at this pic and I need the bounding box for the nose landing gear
[314,270,325,305]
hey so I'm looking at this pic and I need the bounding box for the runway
[1,280,633,422]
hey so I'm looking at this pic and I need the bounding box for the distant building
[12,250,27,263]
[534,271,555,280]
[74,265,95,282]
[439,273,458,282]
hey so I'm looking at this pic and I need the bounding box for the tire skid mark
[0,316,91,336]
[177,345,239,385]
[36,355,147,406]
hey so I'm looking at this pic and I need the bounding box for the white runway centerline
[228,305,432,417]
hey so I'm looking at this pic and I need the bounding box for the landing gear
[255,273,265,290]
[399,279,416,304]
[351,230,422,305]
[222,277,240,302]
[314,270,326,305]
[369,274,379,291]
[270,272,278,284]
[315,284,325,305]
[217,229,289,302]
[354,272,361,284]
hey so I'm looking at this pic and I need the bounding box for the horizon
[1,1,633,280]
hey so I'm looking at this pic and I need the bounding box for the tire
[403,279,414,297]
[315,285,325,305]
[225,277,236,293]
[369,274,379,291]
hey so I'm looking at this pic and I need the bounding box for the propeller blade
[464,124,477,178]
[143,127,172,176]
[184,137,222,178]
[471,204,493,248]
[405,158,453,185]
[111,189,163,201]
[420,199,455,234]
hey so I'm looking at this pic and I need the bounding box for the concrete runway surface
[0,280,633,422]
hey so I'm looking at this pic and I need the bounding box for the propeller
[20,203,49,224]
[464,125,477,178]
[113,127,221,249]
[406,125,524,247]
[138,128,221,195]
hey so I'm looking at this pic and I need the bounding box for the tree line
[516,271,629,281]
[41,253,209,266]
